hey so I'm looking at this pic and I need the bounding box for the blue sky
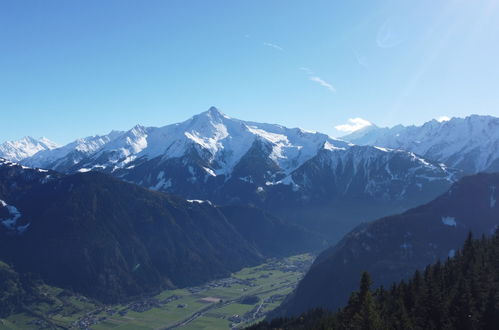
[1,0,499,143]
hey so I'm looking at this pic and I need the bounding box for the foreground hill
[250,231,499,329]
[0,159,319,303]
[273,172,499,316]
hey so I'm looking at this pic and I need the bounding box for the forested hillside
[250,231,499,330]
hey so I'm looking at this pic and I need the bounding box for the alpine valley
[2,108,499,328]
[0,157,320,304]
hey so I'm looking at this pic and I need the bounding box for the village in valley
[2,254,314,330]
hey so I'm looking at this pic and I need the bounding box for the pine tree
[347,272,384,330]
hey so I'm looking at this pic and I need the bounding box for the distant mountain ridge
[24,130,124,172]
[342,115,499,173]
[0,136,58,162]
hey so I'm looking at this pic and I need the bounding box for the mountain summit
[0,137,58,162]
[204,106,229,118]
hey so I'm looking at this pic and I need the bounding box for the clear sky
[1,0,499,143]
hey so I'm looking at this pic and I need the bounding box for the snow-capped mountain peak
[341,114,499,173]
[19,107,351,177]
[182,109,348,174]
[0,136,59,162]
[200,106,230,120]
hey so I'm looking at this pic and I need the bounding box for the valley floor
[0,254,313,330]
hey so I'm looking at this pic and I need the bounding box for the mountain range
[342,115,499,174]
[0,108,459,241]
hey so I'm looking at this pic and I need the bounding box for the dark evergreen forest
[250,231,499,330]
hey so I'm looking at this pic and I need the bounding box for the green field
[0,254,313,330]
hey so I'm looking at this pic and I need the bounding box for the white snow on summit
[341,115,499,173]
[0,136,59,162]
[64,107,349,176]
[23,131,124,170]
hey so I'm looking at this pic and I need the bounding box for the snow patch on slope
[187,199,213,205]
[0,200,30,234]
[442,216,457,227]
[150,178,172,191]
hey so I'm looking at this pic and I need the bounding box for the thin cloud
[299,67,315,75]
[309,76,336,93]
[299,67,336,93]
[335,118,372,134]
[263,42,284,51]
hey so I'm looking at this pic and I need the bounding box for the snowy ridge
[0,136,58,162]
[341,115,499,173]
[23,131,124,171]
[145,107,349,175]
[31,107,350,176]
[289,145,454,199]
